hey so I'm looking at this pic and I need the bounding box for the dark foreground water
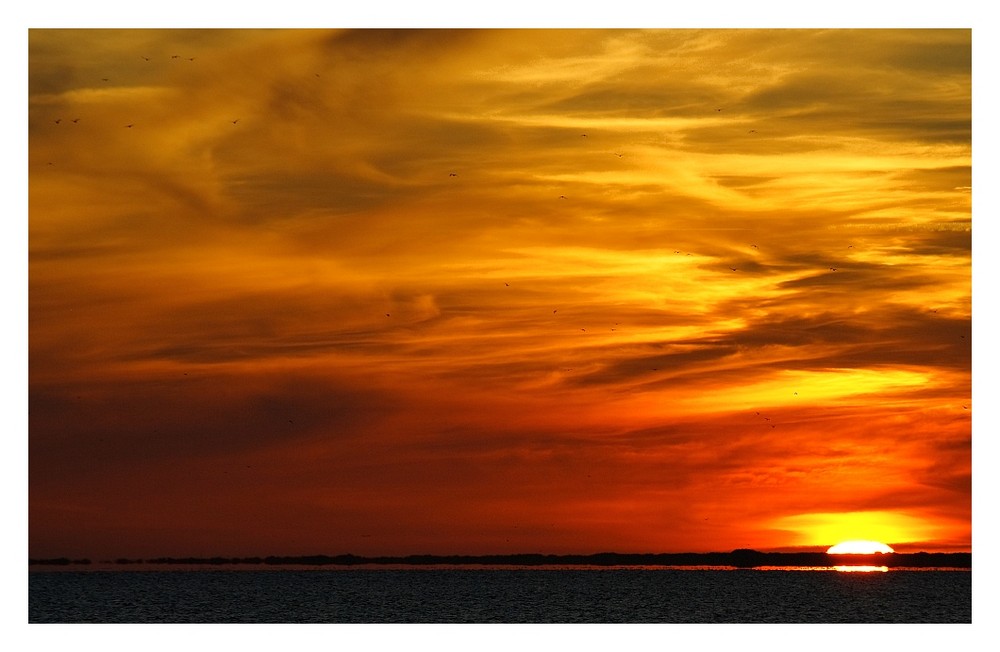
[29,568,970,623]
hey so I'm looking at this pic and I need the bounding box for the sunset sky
[27,27,974,559]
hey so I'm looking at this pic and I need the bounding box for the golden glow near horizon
[773,511,953,552]
[29,29,971,559]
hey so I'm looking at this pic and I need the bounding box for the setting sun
[827,540,895,554]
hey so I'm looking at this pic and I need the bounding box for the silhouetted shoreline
[30,550,971,569]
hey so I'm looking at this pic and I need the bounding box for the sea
[28,565,971,624]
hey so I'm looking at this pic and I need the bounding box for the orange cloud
[29,29,970,559]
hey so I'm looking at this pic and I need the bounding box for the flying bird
[141,56,151,61]
[124,124,134,128]
[232,119,239,124]
[748,129,757,134]
[54,119,61,124]
[729,267,737,271]
[71,118,80,123]
[449,172,458,177]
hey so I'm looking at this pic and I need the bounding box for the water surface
[29,567,971,623]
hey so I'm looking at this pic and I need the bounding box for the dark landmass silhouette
[30,550,971,569]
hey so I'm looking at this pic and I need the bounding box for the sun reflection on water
[833,565,889,573]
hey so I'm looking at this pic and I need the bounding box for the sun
[827,540,895,554]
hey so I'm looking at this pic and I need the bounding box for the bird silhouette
[232,119,239,124]
[124,124,134,128]
[71,118,80,123]
[748,129,757,134]
[54,119,61,124]
[449,172,458,177]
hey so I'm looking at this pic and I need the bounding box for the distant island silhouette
[30,549,971,569]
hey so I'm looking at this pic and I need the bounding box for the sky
[26,27,974,560]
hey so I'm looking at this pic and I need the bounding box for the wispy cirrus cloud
[29,28,970,558]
